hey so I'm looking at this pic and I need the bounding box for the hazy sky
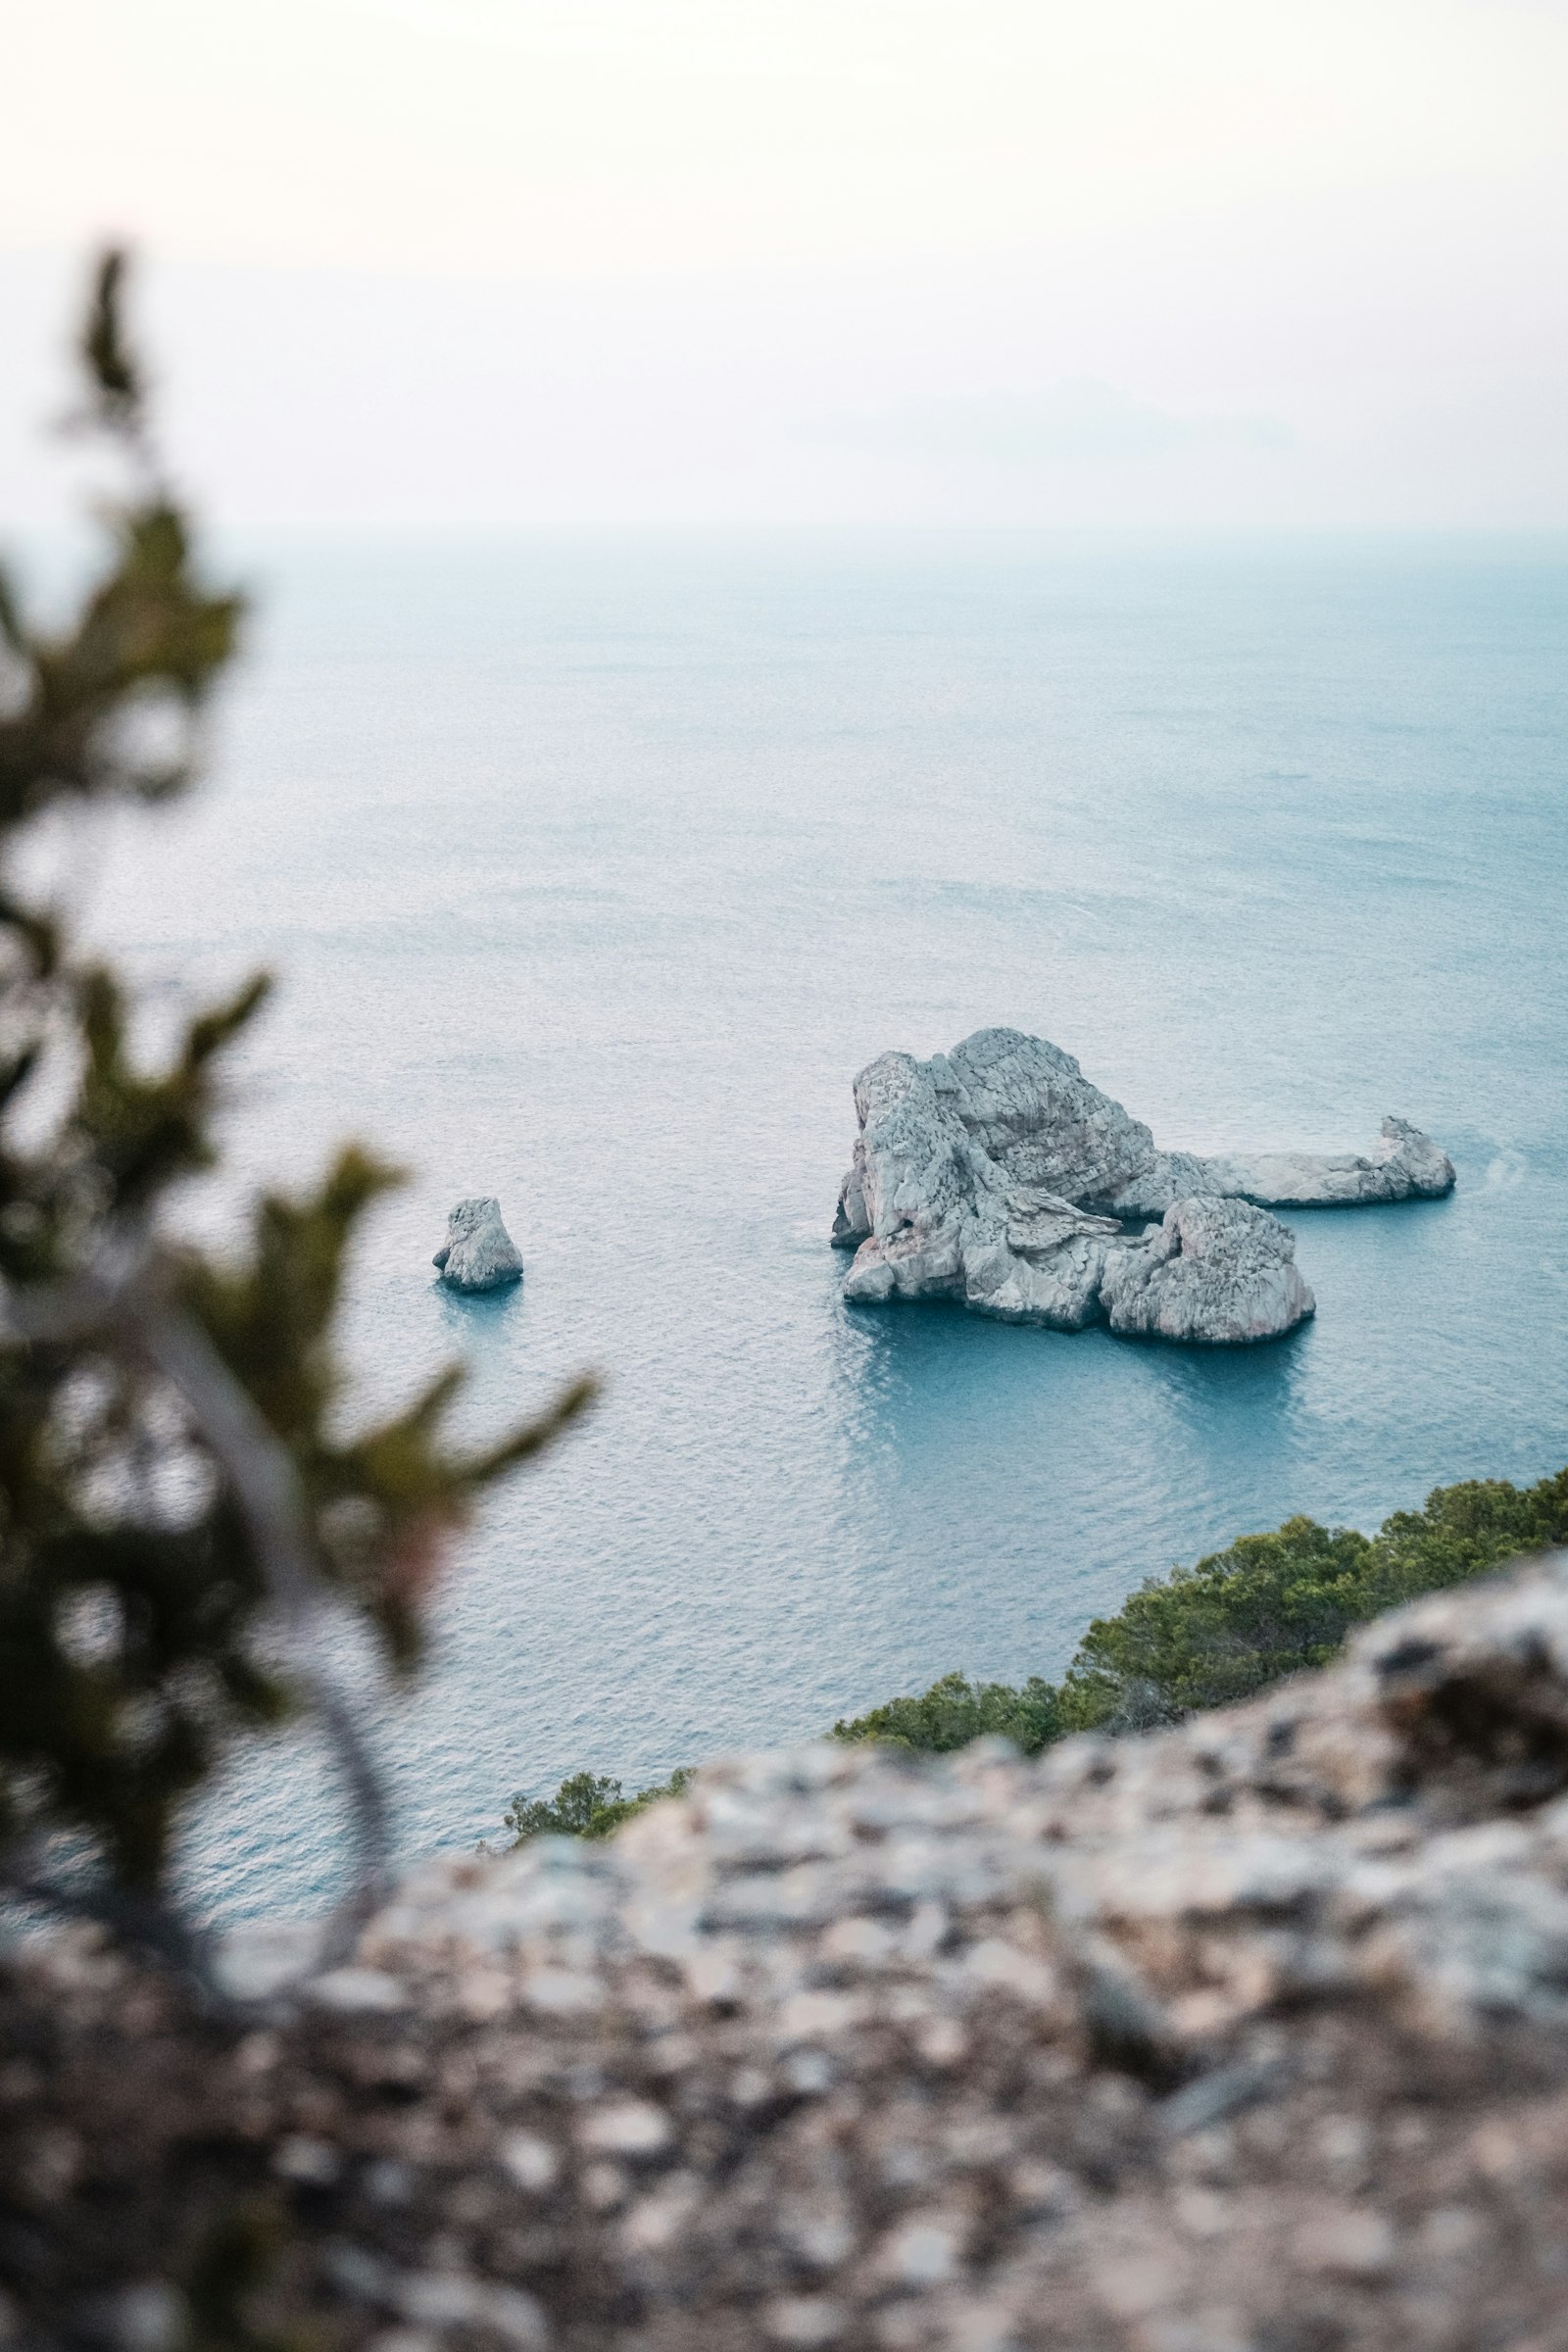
[4,0,1567,526]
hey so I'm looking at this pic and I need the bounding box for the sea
[69,530,1568,1923]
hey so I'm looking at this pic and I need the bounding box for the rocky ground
[7,1559,1568,2350]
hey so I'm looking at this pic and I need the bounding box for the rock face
[1196,1114,1459,1210]
[1099,1195,1315,1345]
[832,1028,1452,1343]
[432,1196,523,1292]
[14,1556,1568,2349]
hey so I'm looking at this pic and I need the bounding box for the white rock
[832,1028,1450,1345]
[1099,1196,1315,1346]
[1200,1114,1457,1209]
[500,2132,561,2192]
[836,1047,1122,1330]
[307,1966,408,2013]
[432,1197,523,1292]
[580,2100,674,2156]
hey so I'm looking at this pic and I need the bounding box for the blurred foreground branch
[0,252,593,1998]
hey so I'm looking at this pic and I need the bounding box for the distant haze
[4,0,1567,529]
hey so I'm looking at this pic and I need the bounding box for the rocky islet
[433,1197,525,1293]
[832,1028,1454,1344]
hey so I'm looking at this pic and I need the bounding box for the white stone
[1099,1196,1315,1347]
[876,2214,966,2285]
[499,2131,560,2191]
[832,1028,1451,1345]
[580,2099,673,2156]
[1198,1114,1458,1210]
[307,1966,408,2013]
[432,1197,523,1292]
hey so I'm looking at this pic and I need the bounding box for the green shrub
[1055,1516,1378,1729]
[508,1464,1568,1839]
[833,1464,1568,1755]
[827,1669,1064,1755]
[0,255,591,1917]
[505,1767,694,1842]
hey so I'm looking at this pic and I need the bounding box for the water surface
[75,531,1566,1919]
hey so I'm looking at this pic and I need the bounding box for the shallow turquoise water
[81,532,1568,1921]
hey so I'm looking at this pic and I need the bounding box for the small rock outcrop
[1192,1113,1459,1210]
[432,1197,523,1292]
[832,1028,1453,1343]
[12,1556,1568,2349]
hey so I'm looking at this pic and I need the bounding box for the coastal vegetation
[505,1462,1568,1837]
[503,1767,695,1842]
[836,1464,1568,1750]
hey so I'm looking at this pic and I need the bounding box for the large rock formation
[832,1029,1452,1343]
[433,1197,523,1292]
[11,1556,1568,2349]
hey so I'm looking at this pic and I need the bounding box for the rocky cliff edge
[6,1558,1568,2349]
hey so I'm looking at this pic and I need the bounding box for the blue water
[77,532,1568,1922]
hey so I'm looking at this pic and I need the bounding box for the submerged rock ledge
[11,1556,1568,2348]
[831,1028,1453,1343]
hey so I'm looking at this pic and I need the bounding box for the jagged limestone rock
[1196,1113,1458,1208]
[432,1196,523,1292]
[1099,1195,1315,1344]
[833,1027,1451,1343]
